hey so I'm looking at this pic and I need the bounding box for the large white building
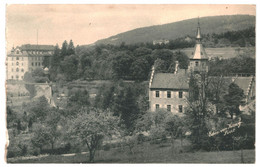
[6,44,54,80]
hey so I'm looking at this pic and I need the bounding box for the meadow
[7,139,255,163]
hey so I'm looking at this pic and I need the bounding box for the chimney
[174,61,179,74]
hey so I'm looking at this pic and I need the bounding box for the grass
[7,140,255,163]
[181,47,255,59]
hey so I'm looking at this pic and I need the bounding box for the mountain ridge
[94,15,255,45]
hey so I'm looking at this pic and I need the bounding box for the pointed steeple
[189,17,209,73]
[191,17,208,60]
[196,17,202,41]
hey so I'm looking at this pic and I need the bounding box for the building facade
[6,44,54,80]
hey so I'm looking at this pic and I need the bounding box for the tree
[28,96,50,121]
[60,40,68,59]
[67,88,90,108]
[112,85,140,134]
[31,68,49,83]
[112,52,134,79]
[49,44,61,81]
[67,40,75,56]
[208,76,228,114]
[130,57,150,80]
[31,123,52,153]
[165,115,186,149]
[23,72,36,98]
[223,83,245,119]
[69,109,120,162]
[185,73,215,150]
[44,109,62,152]
[60,54,79,81]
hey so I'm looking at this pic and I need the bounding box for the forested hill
[95,15,255,45]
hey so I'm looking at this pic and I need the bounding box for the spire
[196,17,201,41]
[191,17,208,60]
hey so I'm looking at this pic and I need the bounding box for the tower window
[179,105,183,113]
[167,105,171,112]
[195,61,199,66]
[167,91,171,98]
[156,104,160,109]
[156,91,160,98]
[179,91,183,98]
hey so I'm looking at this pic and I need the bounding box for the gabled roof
[150,69,189,90]
[208,76,254,96]
[20,44,55,51]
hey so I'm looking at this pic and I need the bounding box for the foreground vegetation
[8,140,255,163]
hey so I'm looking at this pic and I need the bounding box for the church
[148,21,255,113]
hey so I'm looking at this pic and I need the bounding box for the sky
[6,4,256,50]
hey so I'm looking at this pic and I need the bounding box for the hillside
[95,15,255,45]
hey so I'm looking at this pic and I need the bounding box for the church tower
[189,19,209,74]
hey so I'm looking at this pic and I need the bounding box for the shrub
[7,151,16,158]
[102,143,111,151]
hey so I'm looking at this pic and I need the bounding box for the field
[7,140,255,163]
[179,47,255,59]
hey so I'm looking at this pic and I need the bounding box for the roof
[20,44,55,51]
[196,26,201,39]
[208,76,254,96]
[150,69,189,90]
[191,43,208,60]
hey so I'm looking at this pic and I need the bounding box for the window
[179,91,183,98]
[156,91,159,98]
[21,76,23,79]
[156,104,160,109]
[22,63,23,66]
[12,57,14,61]
[22,57,24,61]
[167,105,171,112]
[179,105,183,113]
[11,76,13,79]
[16,50,19,54]
[167,91,171,98]
[16,62,19,66]
[32,62,34,66]
[16,68,19,72]
[11,68,13,72]
[16,75,19,79]
[195,61,199,66]
[21,69,24,72]
[12,62,13,66]
[16,57,19,60]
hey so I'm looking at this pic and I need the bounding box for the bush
[7,151,16,158]
[102,143,111,151]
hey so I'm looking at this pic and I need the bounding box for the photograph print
[5,4,255,163]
